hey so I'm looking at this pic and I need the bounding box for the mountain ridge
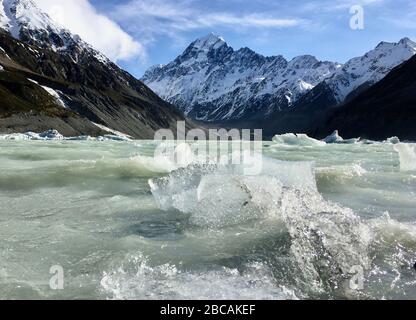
[311,54,416,141]
[142,33,416,125]
[142,33,341,122]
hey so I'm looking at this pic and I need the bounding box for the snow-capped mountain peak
[1,0,60,37]
[142,34,340,121]
[0,0,109,63]
[191,33,227,50]
[142,34,416,122]
[174,33,233,67]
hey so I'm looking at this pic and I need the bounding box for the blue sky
[38,0,416,78]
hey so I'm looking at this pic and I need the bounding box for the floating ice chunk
[39,129,64,140]
[0,130,63,140]
[0,130,131,142]
[385,136,400,144]
[323,130,344,143]
[323,130,360,144]
[272,133,326,147]
[149,157,318,228]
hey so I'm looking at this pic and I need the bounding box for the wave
[149,157,373,294]
[100,254,298,300]
[394,143,416,171]
[370,213,416,247]
[364,213,416,297]
[316,164,368,186]
[0,156,177,191]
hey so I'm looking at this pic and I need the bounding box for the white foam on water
[366,213,416,296]
[129,154,180,174]
[316,163,368,183]
[279,188,373,293]
[369,213,416,246]
[127,143,197,174]
[100,253,298,300]
[394,143,416,172]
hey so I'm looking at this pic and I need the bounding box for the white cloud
[33,0,144,62]
[112,0,302,44]
[197,14,300,28]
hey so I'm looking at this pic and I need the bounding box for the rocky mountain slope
[142,34,416,126]
[0,0,189,138]
[326,37,416,102]
[312,55,416,141]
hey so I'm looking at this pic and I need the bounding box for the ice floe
[0,129,131,142]
[272,133,326,147]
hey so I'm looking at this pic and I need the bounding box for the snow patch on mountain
[27,78,68,108]
[92,122,132,140]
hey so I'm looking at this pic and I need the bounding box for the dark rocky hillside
[0,29,191,138]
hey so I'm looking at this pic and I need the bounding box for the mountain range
[0,0,190,138]
[142,33,416,139]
